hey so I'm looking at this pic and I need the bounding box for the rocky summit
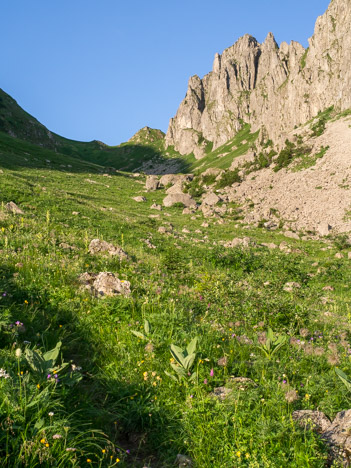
[165,0,351,157]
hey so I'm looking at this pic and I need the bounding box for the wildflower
[52,434,62,439]
[282,380,287,384]
[24,300,28,304]
[40,439,46,444]
[236,451,241,458]
[299,328,309,337]
[313,347,325,356]
[66,447,76,452]
[126,449,130,454]
[2,292,7,297]
[15,348,22,358]
[48,412,54,417]
[285,390,299,403]
[145,342,154,353]
[47,374,51,379]
[102,449,106,453]
[45,443,49,448]
[217,357,227,366]
[204,379,208,384]
[87,459,92,463]
[245,453,250,459]
[210,369,214,377]
[327,353,340,365]
[0,368,10,379]
[304,394,310,400]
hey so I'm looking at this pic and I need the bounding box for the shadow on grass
[0,262,182,467]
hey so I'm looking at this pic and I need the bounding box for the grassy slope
[1,131,351,467]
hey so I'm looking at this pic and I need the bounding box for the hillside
[2,0,351,466]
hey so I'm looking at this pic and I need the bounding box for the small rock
[133,196,146,202]
[145,175,159,192]
[202,192,220,206]
[88,239,128,260]
[78,272,131,297]
[283,282,301,292]
[317,222,332,237]
[335,252,344,259]
[72,211,80,216]
[292,410,331,433]
[261,242,278,249]
[284,231,300,240]
[6,202,24,214]
[163,193,196,208]
[151,203,162,211]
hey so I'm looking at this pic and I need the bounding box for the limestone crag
[165,0,351,156]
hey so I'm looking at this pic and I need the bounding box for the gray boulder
[163,193,197,208]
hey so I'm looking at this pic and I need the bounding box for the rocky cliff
[165,0,351,157]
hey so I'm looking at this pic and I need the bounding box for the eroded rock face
[88,239,128,260]
[165,0,351,155]
[78,272,131,297]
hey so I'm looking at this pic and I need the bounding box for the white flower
[48,412,54,417]
[15,348,22,358]
[0,368,10,379]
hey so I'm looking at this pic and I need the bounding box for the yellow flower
[40,439,46,444]
[245,453,250,459]
[304,394,310,400]
[45,443,49,447]
[87,460,92,463]
[116,458,120,463]
[152,381,157,386]
[236,451,241,458]
[37,384,40,389]
[102,449,106,453]
[24,300,28,304]
[143,371,148,377]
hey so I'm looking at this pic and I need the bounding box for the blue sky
[1,0,330,145]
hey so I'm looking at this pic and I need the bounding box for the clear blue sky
[1,0,330,145]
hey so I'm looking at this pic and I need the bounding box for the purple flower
[126,450,130,454]
[2,292,7,297]
[283,380,287,384]
[54,374,58,379]
[204,379,208,385]
[189,395,193,399]
[210,369,214,377]
[47,374,51,379]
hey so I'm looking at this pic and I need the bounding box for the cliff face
[165,0,351,157]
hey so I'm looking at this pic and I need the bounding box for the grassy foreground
[1,132,351,467]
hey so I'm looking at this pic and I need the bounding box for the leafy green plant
[216,169,241,188]
[131,319,151,340]
[24,341,81,386]
[335,368,351,392]
[165,337,198,382]
[256,328,287,360]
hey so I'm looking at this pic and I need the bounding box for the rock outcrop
[165,0,351,155]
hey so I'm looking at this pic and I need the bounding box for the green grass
[1,129,351,467]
